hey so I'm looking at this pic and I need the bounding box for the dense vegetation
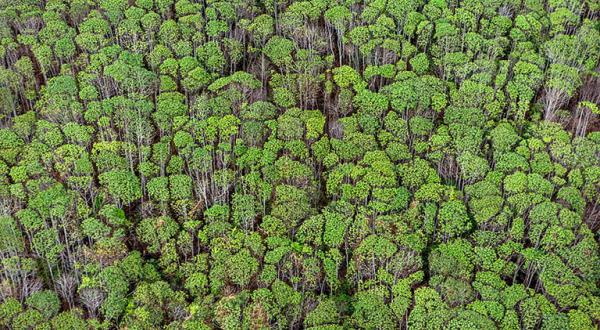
[0,0,599,329]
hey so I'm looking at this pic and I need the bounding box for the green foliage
[0,1,597,328]
[169,174,192,200]
[25,291,60,320]
[264,36,295,67]
[137,216,179,254]
[351,288,397,329]
[408,287,450,329]
[438,200,473,240]
[0,298,22,327]
[226,249,259,287]
[99,170,142,205]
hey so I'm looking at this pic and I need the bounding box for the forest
[0,0,599,329]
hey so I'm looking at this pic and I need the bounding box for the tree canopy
[0,0,599,329]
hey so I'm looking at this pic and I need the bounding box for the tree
[270,185,311,231]
[304,298,340,327]
[99,170,142,205]
[50,310,88,330]
[25,290,61,320]
[408,287,450,329]
[225,249,259,288]
[136,216,179,254]
[437,200,473,241]
[264,36,295,68]
[429,239,475,306]
[351,288,397,329]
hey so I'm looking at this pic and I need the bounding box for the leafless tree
[542,87,568,122]
[572,74,600,136]
[23,276,43,300]
[79,287,106,318]
[55,272,79,308]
